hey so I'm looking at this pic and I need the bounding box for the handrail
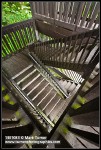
[2,19,53,60]
[28,52,69,99]
[2,19,33,33]
[2,70,54,132]
[29,28,99,77]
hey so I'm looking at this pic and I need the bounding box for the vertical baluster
[5,33,15,53]
[17,25,25,48]
[22,24,29,45]
[30,22,35,42]
[88,2,99,29]
[77,31,93,71]
[6,29,18,52]
[2,35,12,53]
[54,2,58,20]
[80,2,92,27]
[64,2,71,22]
[89,46,99,64]
[85,2,96,27]
[40,42,44,60]
[19,25,26,48]
[45,40,49,60]
[36,2,39,14]
[43,2,45,16]
[44,41,46,59]
[59,2,63,20]
[58,38,63,65]
[33,2,36,14]
[68,2,74,23]
[39,42,42,58]
[2,50,6,58]
[55,39,60,63]
[44,2,48,17]
[93,13,99,29]
[53,38,56,64]
[16,27,24,49]
[75,2,85,28]
[34,42,38,56]
[67,35,78,70]
[33,2,37,13]
[2,39,10,55]
[12,27,22,51]
[38,2,41,14]
[40,2,44,15]
[72,34,85,69]
[11,32,19,51]
[65,36,73,68]
[26,23,32,43]
[49,40,53,61]
[31,20,38,42]
[62,41,67,67]
[70,2,79,24]
[2,41,9,55]
[48,2,53,18]
[27,22,33,42]
[81,35,99,66]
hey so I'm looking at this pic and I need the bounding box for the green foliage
[71,102,81,109]
[77,95,87,104]
[59,125,69,134]
[2,2,32,26]
[64,116,72,127]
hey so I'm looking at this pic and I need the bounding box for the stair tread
[76,136,99,148]
[28,80,49,99]
[19,71,39,89]
[43,94,62,116]
[49,99,65,121]
[24,75,44,94]
[2,53,33,78]
[60,129,86,148]
[38,89,57,110]
[14,66,35,84]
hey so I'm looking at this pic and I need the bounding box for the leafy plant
[2,2,32,26]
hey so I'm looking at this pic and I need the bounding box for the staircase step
[64,81,72,90]
[37,88,53,106]
[15,66,36,84]
[19,71,39,90]
[28,81,49,100]
[67,82,76,92]
[49,99,66,121]
[59,128,86,148]
[2,53,33,78]
[43,94,62,116]
[38,89,56,110]
[71,124,99,135]
[76,136,99,149]
[24,75,44,94]
[12,64,33,80]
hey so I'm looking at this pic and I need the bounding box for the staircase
[2,1,99,149]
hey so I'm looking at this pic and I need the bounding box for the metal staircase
[2,1,99,149]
